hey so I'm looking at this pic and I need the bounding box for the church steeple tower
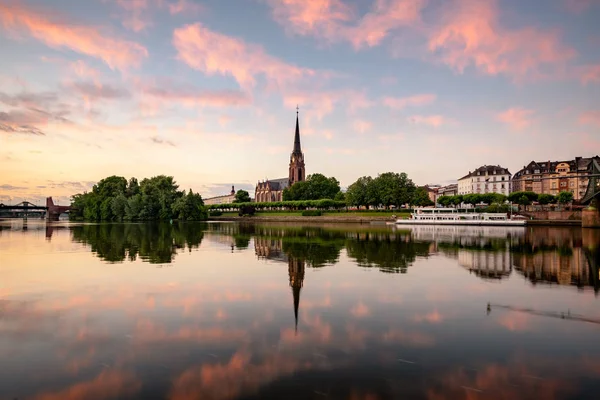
[289,106,306,186]
[288,257,305,334]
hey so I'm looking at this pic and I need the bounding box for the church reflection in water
[46,221,600,294]
[254,235,305,333]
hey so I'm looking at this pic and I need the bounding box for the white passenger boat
[396,208,527,226]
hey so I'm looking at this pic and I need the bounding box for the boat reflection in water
[1,220,600,399]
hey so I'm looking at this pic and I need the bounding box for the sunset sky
[1,0,599,204]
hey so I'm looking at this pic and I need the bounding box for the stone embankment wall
[210,215,395,224]
[520,210,581,221]
[582,208,600,228]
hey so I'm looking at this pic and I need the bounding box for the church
[255,110,306,202]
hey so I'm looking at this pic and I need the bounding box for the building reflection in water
[403,225,600,293]
[512,227,599,293]
[255,235,305,333]
[36,221,600,294]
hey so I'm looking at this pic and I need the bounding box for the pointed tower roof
[292,285,301,334]
[293,106,301,154]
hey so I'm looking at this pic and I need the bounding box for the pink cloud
[350,301,370,317]
[140,85,252,108]
[498,312,530,332]
[168,0,203,15]
[31,370,141,400]
[408,114,448,127]
[496,107,535,130]
[580,64,600,85]
[283,90,371,120]
[173,23,315,91]
[70,60,102,84]
[351,0,426,49]
[579,110,600,127]
[353,119,372,133]
[110,0,203,31]
[383,93,436,110]
[115,0,151,32]
[412,310,443,323]
[0,3,148,71]
[428,0,576,81]
[266,0,426,50]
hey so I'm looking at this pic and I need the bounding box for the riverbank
[209,215,397,224]
[209,215,584,226]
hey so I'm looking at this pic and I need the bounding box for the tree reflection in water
[71,222,206,264]
[68,222,600,292]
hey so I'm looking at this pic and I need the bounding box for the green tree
[126,194,143,220]
[452,195,464,206]
[372,172,416,209]
[111,194,128,221]
[306,173,341,200]
[345,176,372,207]
[334,191,346,202]
[234,189,251,203]
[94,176,127,198]
[518,194,531,206]
[557,191,574,205]
[126,177,140,197]
[283,173,341,200]
[283,180,310,201]
[437,196,453,207]
[172,189,207,221]
[411,187,434,207]
[538,193,556,205]
[508,191,538,203]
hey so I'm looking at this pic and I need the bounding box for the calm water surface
[1,219,599,400]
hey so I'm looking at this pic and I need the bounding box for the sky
[0,0,599,204]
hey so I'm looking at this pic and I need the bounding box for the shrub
[302,210,322,216]
[238,205,256,216]
[209,210,222,217]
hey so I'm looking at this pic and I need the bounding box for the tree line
[70,175,207,221]
[345,172,433,208]
[436,191,574,208]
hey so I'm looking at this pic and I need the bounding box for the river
[1,219,599,399]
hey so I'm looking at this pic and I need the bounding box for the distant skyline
[1,0,599,204]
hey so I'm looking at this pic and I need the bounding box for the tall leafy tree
[557,191,574,205]
[234,189,251,203]
[345,176,372,207]
[283,173,341,200]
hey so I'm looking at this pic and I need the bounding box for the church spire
[293,105,301,154]
[293,285,301,334]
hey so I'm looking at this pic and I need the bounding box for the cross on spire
[296,104,299,115]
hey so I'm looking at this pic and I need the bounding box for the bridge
[581,157,600,205]
[0,197,71,221]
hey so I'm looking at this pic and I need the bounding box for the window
[501,184,505,189]
[534,169,540,174]
[560,182,567,187]
[502,177,505,181]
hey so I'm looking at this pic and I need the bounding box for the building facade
[204,186,236,205]
[511,156,599,201]
[255,111,305,203]
[458,165,511,196]
[422,185,441,202]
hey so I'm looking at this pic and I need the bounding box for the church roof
[293,111,302,155]
[268,177,289,191]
